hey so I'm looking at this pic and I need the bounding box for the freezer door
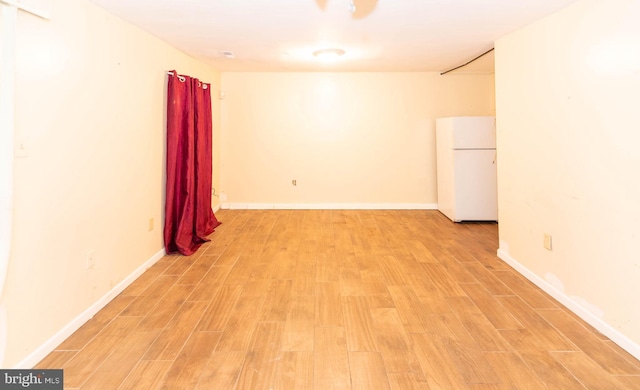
[453,149,498,221]
[451,117,496,149]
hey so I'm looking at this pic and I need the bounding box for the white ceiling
[88,0,578,73]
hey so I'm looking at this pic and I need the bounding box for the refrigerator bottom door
[453,149,498,221]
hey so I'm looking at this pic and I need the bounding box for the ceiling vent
[219,51,235,59]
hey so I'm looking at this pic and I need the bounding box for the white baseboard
[497,248,640,361]
[221,203,438,210]
[16,248,166,369]
[213,203,221,212]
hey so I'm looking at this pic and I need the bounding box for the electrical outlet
[87,250,96,269]
[543,234,552,251]
[14,136,29,158]
[148,218,154,232]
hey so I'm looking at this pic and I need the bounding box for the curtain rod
[440,48,494,76]
[166,71,209,89]
[167,71,186,82]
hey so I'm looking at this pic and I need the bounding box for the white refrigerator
[436,116,497,222]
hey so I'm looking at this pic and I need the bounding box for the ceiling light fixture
[313,48,346,61]
[219,50,235,59]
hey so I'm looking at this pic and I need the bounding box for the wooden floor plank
[196,283,243,331]
[411,333,472,390]
[420,313,500,385]
[613,375,640,389]
[315,250,340,282]
[551,351,631,389]
[32,210,639,390]
[349,351,391,390]
[604,340,640,372]
[512,351,586,389]
[162,255,198,277]
[142,301,209,360]
[497,296,577,352]
[387,285,427,333]
[538,308,640,375]
[458,283,522,330]
[420,263,467,297]
[314,326,352,390]
[235,321,283,390]
[274,351,314,390]
[494,270,558,309]
[447,296,512,352]
[79,330,159,390]
[176,254,217,285]
[119,260,175,297]
[371,307,424,378]
[187,265,232,302]
[62,316,142,388]
[196,351,246,389]
[117,360,172,390]
[482,352,547,389]
[463,263,514,296]
[408,274,451,314]
[135,283,196,331]
[159,331,221,389]
[282,295,315,351]
[315,281,343,326]
[260,279,293,322]
[215,295,265,352]
[118,275,177,317]
[387,373,430,390]
[342,296,378,352]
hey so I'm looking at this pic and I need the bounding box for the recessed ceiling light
[313,48,346,61]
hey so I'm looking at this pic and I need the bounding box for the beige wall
[496,0,640,350]
[2,0,220,367]
[220,72,495,207]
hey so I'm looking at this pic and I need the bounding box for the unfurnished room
[1,0,639,388]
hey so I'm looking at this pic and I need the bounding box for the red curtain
[164,70,221,255]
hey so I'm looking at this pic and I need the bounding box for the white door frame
[0,0,51,367]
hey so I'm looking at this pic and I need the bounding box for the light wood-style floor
[37,210,640,389]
